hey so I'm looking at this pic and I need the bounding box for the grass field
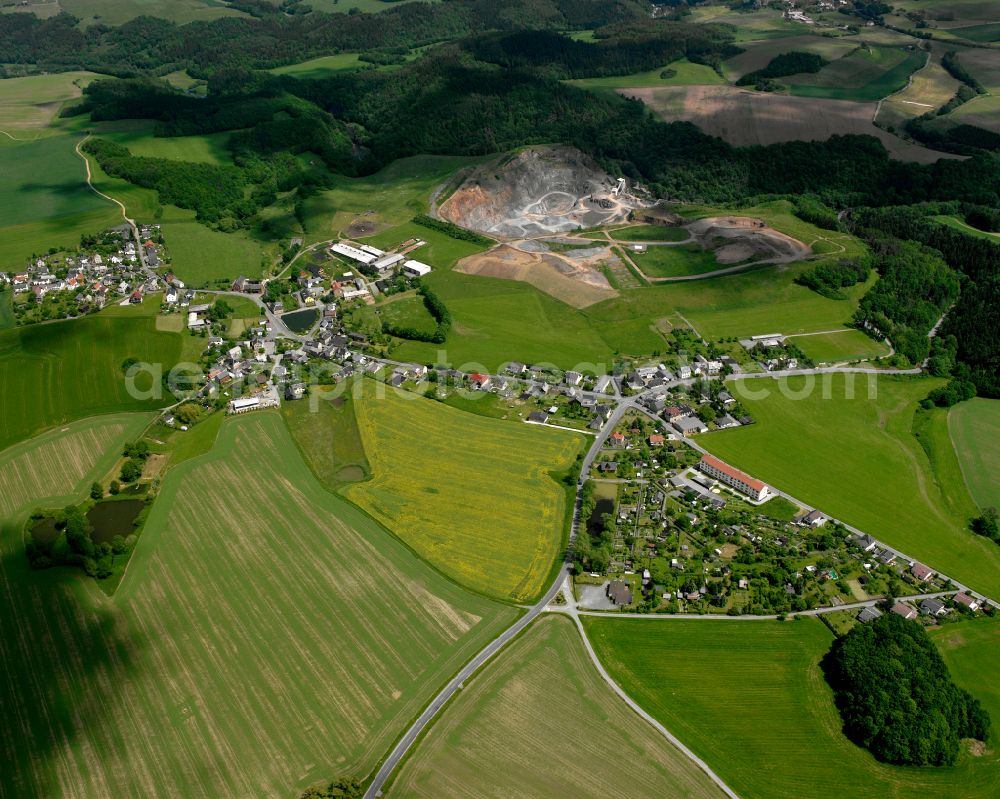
[0,290,13,329]
[933,215,1000,240]
[0,411,517,799]
[0,309,182,450]
[280,384,371,489]
[929,619,1000,764]
[0,134,121,268]
[701,374,1000,596]
[94,120,234,166]
[390,615,724,798]
[297,0,428,13]
[948,398,1000,509]
[58,0,246,26]
[628,243,725,278]
[270,53,368,79]
[606,224,689,242]
[787,46,926,102]
[786,329,890,363]
[584,617,1000,799]
[0,71,99,138]
[344,381,582,602]
[299,155,487,243]
[565,58,724,99]
[946,94,1000,135]
[378,292,439,336]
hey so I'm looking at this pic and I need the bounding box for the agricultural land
[1,2,999,798]
[389,615,724,799]
[0,412,516,798]
[584,616,1000,799]
[345,382,582,603]
[948,398,1000,508]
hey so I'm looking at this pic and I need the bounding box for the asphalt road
[364,407,611,798]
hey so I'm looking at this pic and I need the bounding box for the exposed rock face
[439,146,634,238]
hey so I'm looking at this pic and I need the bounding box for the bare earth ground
[624,85,956,164]
[455,243,618,308]
[687,215,810,264]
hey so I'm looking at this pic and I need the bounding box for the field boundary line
[570,610,740,799]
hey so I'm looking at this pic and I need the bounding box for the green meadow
[0,71,99,138]
[93,120,234,166]
[702,374,1000,596]
[299,154,487,243]
[0,411,517,798]
[0,135,120,268]
[787,329,890,363]
[948,398,1000,509]
[270,53,368,79]
[628,243,727,278]
[0,308,182,450]
[584,617,1000,799]
[565,58,724,100]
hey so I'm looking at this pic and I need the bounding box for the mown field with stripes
[389,615,724,799]
[0,411,517,798]
[345,381,582,603]
[584,617,1000,799]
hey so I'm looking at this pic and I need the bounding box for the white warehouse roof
[331,242,376,265]
[403,259,432,276]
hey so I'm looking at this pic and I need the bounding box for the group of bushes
[412,214,493,246]
[25,504,137,579]
[796,258,870,299]
[735,50,828,88]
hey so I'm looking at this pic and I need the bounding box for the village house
[920,598,949,617]
[952,592,980,612]
[911,563,935,582]
[890,602,918,621]
[857,606,882,624]
[606,580,633,606]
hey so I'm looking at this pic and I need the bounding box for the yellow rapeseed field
[346,382,582,602]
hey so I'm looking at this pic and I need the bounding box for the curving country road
[363,401,639,798]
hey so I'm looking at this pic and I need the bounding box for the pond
[587,498,614,535]
[86,500,144,545]
[30,517,60,545]
[282,308,318,333]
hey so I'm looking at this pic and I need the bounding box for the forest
[852,238,959,365]
[822,614,990,766]
[852,205,1000,396]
